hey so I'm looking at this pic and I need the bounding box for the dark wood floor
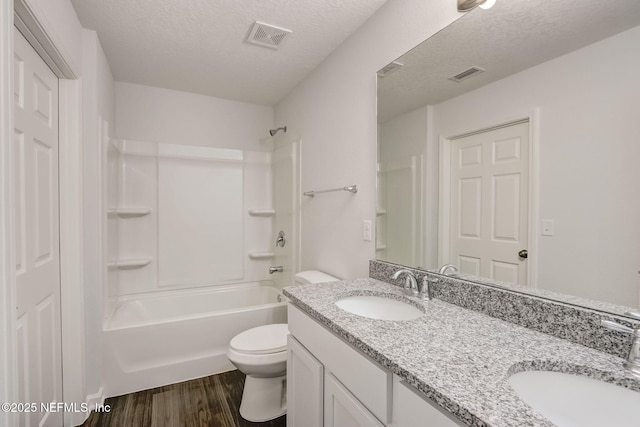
[82,370,286,427]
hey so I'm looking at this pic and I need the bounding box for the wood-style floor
[81,370,286,427]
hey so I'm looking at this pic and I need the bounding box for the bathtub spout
[269,266,283,274]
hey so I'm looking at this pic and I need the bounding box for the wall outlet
[542,219,554,236]
[363,220,372,241]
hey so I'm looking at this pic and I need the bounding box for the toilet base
[239,374,287,422]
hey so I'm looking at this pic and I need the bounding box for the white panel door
[449,122,529,285]
[13,27,63,427]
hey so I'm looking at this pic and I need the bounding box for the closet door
[13,26,63,427]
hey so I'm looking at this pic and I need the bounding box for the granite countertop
[283,278,640,427]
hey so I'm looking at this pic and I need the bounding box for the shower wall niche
[105,138,276,308]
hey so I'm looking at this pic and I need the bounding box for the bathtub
[103,282,287,397]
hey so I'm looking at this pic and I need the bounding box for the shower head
[269,126,287,136]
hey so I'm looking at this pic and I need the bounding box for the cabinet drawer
[288,304,392,423]
[393,376,466,427]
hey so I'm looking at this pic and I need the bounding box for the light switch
[363,220,372,241]
[542,219,554,236]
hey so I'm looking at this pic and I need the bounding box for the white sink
[335,295,424,321]
[508,370,640,427]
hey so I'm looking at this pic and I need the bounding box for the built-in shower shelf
[375,244,387,251]
[107,257,152,269]
[248,252,275,259]
[107,207,152,218]
[376,208,387,216]
[248,209,276,217]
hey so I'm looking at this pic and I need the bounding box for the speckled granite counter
[284,278,640,427]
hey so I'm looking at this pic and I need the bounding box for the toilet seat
[229,323,288,355]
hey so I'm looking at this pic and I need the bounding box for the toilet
[227,270,339,422]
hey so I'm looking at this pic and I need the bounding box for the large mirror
[376,0,640,312]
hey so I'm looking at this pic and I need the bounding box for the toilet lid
[230,323,288,355]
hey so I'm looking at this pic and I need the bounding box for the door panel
[492,173,520,241]
[13,27,62,427]
[459,177,481,238]
[324,373,384,427]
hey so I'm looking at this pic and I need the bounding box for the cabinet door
[287,335,324,427]
[324,373,384,427]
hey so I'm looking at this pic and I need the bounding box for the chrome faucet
[417,275,437,301]
[275,231,286,248]
[438,264,458,275]
[269,266,283,274]
[601,311,640,378]
[392,269,418,296]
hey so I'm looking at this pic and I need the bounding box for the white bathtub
[103,282,287,397]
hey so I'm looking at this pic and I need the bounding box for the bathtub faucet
[269,266,283,274]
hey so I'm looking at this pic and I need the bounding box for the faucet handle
[418,276,436,301]
[625,311,640,321]
[601,319,635,334]
[602,318,640,378]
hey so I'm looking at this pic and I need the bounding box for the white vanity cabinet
[287,304,464,427]
[288,305,391,427]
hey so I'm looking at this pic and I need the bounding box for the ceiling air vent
[377,61,404,78]
[448,66,486,82]
[246,21,292,50]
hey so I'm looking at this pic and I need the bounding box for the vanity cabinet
[287,304,464,427]
[288,304,391,427]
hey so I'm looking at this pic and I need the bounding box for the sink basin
[508,370,640,427]
[335,295,424,321]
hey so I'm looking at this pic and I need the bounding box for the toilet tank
[294,270,339,285]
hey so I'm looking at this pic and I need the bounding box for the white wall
[116,82,274,152]
[274,0,462,280]
[81,28,115,405]
[433,26,640,306]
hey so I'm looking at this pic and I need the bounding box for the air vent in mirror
[449,66,486,82]
[377,61,404,78]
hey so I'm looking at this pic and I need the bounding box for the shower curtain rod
[303,185,358,197]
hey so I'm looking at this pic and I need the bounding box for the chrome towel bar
[303,185,358,197]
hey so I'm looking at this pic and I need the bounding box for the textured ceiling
[71,0,389,105]
[378,0,640,122]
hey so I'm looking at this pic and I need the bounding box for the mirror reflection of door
[442,121,529,285]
